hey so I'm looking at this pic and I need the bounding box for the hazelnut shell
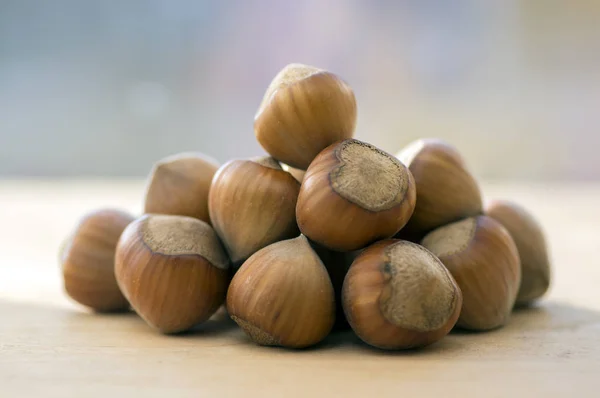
[209,157,300,266]
[144,152,219,224]
[226,235,335,348]
[421,216,521,330]
[255,64,357,170]
[61,209,134,312]
[486,200,551,306]
[343,240,462,349]
[396,139,482,241]
[297,139,416,251]
[115,214,230,333]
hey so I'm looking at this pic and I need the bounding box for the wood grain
[0,180,599,397]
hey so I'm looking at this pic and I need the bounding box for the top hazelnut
[254,64,357,170]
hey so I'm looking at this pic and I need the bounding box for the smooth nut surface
[226,235,335,348]
[115,214,229,333]
[209,156,300,265]
[422,216,521,330]
[144,152,219,223]
[61,209,134,312]
[396,139,482,241]
[255,64,357,169]
[343,240,461,349]
[486,200,551,305]
[297,139,416,251]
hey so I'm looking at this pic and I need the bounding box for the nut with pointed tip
[209,156,301,267]
[144,152,219,223]
[226,235,335,348]
[115,214,230,333]
[297,139,416,251]
[421,216,521,331]
[342,240,462,349]
[61,209,135,312]
[396,139,482,241]
[255,63,357,170]
[486,200,551,306]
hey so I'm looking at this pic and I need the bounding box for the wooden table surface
[1,180,599,397]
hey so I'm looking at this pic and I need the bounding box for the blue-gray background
[1,0,599,179]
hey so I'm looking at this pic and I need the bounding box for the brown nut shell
[396,139,482,241]
[342,240,462,349]
[297,139,416,251]
[226,235,335,348]
[255,64,357,170]
[115,214,230,334]
[421,216,521,330]
[144,152,219,223]
[61,209,135,312]
[209,157,300,266]
[486,200,551,306]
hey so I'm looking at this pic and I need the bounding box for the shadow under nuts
[226,235,335,348]
[486,200,551,306]
[396,139,482,241]
[421,216,521,331]
[255,63,357,170]
[309,241,357,331]
[343,240,462,349]
[297,139,416,251]
[209,156,300,267]
[115,214,230,334]
[61,209,135,312]
[144,152,219,224]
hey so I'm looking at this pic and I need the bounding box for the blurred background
[1,0,599,180]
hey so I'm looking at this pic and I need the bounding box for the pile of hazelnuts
[61,64,552,350]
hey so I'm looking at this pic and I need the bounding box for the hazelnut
[115,214,230,333]
[255,64,357,169]
[208,156,300,267]
[144,152,219,224]
[296,139,416,251]
[396,139,482,241]
[342,240,462,349]
[486,200,551,306]
[61,209,134,312]
[421,216,521,330]
[226,235,335,348]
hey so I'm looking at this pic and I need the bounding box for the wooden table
[1,180,599,397]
